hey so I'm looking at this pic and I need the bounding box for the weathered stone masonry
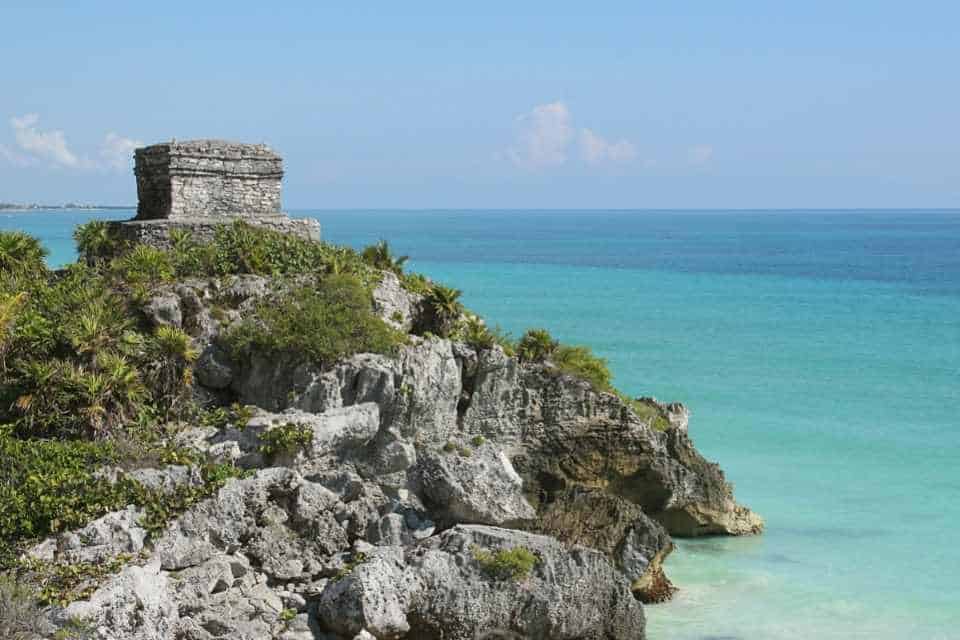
[134,140,283,221]
[112,139,319,247]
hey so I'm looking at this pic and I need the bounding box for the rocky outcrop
[537,488,675,603]
[317,525,645,640]
[141,273,761,537]
[414,445,536,528]
[458,345,763,537]
[36,271,765,639]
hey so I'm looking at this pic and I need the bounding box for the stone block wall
[135,140,283,221]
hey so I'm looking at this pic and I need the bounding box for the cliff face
[30,271,761,640]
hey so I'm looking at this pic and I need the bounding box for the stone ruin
[111,139,319,246]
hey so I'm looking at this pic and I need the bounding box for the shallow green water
[8,208,959,639]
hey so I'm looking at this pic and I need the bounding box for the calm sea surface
[5,208,959,639]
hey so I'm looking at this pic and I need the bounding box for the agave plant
[458,315,495,351]
[425,284,464,337]
[146,325,198,415]
[324,247,361,276]
[0,231,47,275]
[361,240,408,274]
[112,245,174,285]
[74,221,119,264]
[67,299,132,362]
[516,328,558,363]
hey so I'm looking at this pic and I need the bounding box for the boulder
[415,445,536,528]
[537,487,675,602]
[316,525,646,640]
[462,357,763,537]
[62,558,178,640]
[372,271,423,332]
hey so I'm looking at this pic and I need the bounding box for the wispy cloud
[10,113,87,168]
[506,101,642,170]
[507,101,574,170]
[2,114,140,172]
[688,144,714,166]
[100,132,143,170]
[580,128,637,165]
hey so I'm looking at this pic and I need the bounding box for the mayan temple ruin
[111,139,319,245]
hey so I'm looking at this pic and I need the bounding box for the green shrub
[619,395,672,431]
[199,404,253,431]
[516,329,614,392]
[111,244,175,285]
[400,272,433,296]
[21,553,132,607]
[135,462,247,538]
[471,545,538,581]
[224,274,404,366]
[0,431,139,567]
[74,221,122,264]
[164,222,376,285]
[331,551,367,582]
[258,423,313,457]
[424,284,463,336]
[361,240,408,274]
[280,607,297,628]
[553,344,613,392]
[517,328,558,362]
[0,231,48,276]
[454,316,515,356]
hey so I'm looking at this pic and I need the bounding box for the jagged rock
[195,344,235,389]
[143,291,182,328]
[62,558,179,640]
[317,525,645,640]
[655,428,764,536]
[230,338,461,447]
[170,557,236,611]
[537,487,675,603]
[55,506,148,565]
[174,579,287,639]
[391,338,461,443]
[459,345,523,440]
[154,468,304,570]
[372,271,423,332]
[461,356,763,537]
[415,445,536,528]
[129,465,202,494]
[316,547,417,639]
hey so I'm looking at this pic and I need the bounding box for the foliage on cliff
[224,275,405,365]
[0,222,662,574]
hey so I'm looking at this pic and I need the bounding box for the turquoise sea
[5,208,959,639]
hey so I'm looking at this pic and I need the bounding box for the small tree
[361,240,408,274]
[517,328,558,362]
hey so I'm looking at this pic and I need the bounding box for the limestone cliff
[26,269,761,640]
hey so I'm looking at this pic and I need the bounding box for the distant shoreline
[0,205,134,212]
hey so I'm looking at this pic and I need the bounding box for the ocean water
[6,209,959,639]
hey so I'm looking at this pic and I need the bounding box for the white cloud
[10,113,86,168]
[507,101,574,170]
[580,128,638,165]
[688,144,714,166]
[100,132,143,170]
[506,102,643,170]
[2,114,141,172]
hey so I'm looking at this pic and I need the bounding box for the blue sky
[1,1,958,208]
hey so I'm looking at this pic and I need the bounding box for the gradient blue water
[7,209,959,639]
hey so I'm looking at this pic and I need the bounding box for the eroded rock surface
[44,270,764,640]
